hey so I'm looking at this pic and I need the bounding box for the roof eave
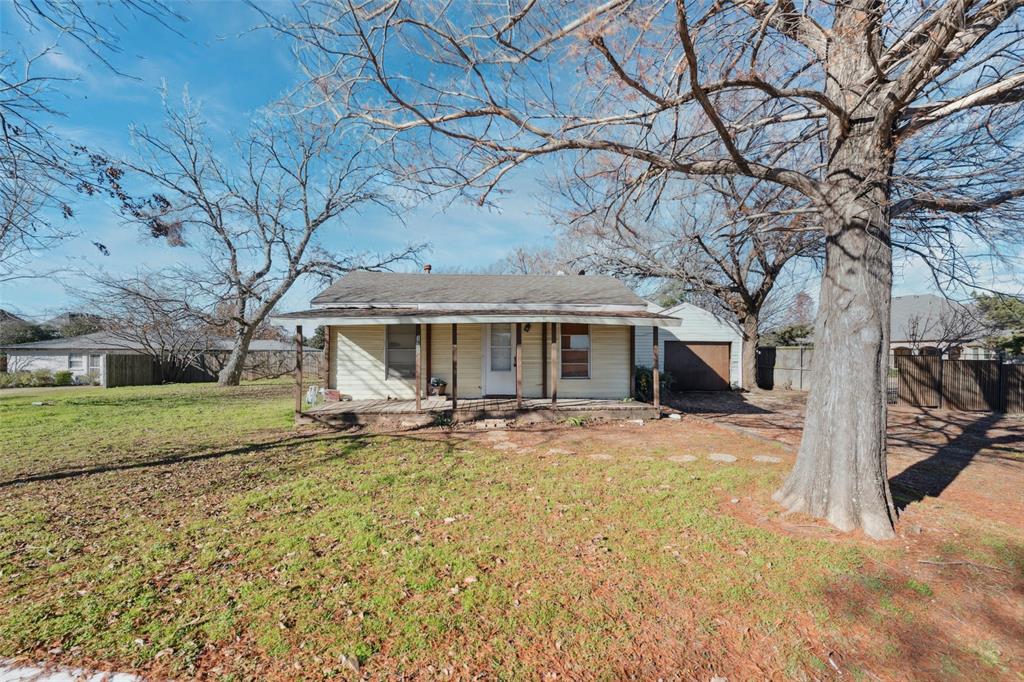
[271,311,681,328]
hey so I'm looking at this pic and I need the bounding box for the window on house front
[560,323,590,379]
[386,325,416,380]
[88,355,102,372]
[68,354,85,371]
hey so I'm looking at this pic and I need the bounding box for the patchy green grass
[0,383,1021,680]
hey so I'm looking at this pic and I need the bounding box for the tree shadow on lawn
[888,411,1022,511]
[0,427,472,489]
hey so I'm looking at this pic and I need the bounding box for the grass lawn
[0,383,1021,680]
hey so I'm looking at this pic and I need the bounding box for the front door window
[489,324,512,371]
[485,324,515,394]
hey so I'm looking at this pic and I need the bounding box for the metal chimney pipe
[423,264,432,273]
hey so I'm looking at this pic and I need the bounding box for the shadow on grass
[0,426,474,489]
[888,411,1021,511]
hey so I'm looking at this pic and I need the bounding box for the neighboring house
[270,270,679,403]
[1,333,317,387]
[890,294,994,359]
[1,332,120,383]
[634,301,743,390]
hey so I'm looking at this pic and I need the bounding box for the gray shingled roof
[275,306,674,321]
[890,294,987,343]
[311,271,646,307]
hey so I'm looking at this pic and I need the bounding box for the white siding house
[273,271,681,411]
[634,302,743,390]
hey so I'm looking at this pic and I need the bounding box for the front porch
[301,396,659,427]
[274,309,679,427]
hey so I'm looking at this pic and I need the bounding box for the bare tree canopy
[560,177,821,388]
[79,272,215,383]
[117,96,425,385]
[0,0,184,280]
[264,0,1024,538]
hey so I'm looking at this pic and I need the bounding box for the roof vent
[423,264,432,274]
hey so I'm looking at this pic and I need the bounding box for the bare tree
[79,273,214,382]
[120,97,423,385]
[266,0,1024,538]
[488,244,582,275]
[561,178,820,388]
[0,0,182,279]
[902,301,991,355]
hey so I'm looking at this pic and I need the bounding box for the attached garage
[635,302,743,390]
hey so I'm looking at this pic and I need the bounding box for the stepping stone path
[545,447,574,456]
[668,454,698,463]
[707,453,738,463]
[588,453,614,461]
[752,455,783,464]
[492,441,519,451]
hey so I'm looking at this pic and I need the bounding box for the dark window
[386,325,416,379]
[560,323,590,379]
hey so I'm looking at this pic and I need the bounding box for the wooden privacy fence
[891,355,1024,413]
[242,350,321,381]
[104,354,158,388]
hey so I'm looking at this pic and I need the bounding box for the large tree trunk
[217,326,258,387]
[739,314,759,390]
[773,21,898,539]
[773,202,897,538]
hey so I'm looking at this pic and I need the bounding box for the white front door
[484,323,515,395]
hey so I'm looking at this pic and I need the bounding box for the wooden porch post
[415,324,422,412]
[425,324,432,393]
[321,325,331,389]
[451,323,458,412]
[541,322,548,398]
[294,324,304,417]
[550,322,559,405]
[652,326,660,411]
[515,323,523,409]
[629,325,636,399]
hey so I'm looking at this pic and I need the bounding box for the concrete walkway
[0,661,143,682]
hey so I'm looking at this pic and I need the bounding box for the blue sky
[0,1,560,319]
[0,2,1017,321]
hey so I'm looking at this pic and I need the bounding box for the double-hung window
[68,354,85,371]
[560,324,590,379]
[385,325,417,380]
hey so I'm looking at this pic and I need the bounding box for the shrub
[0,373,13,389]
[30,369,55,387]
[432,411,454,429]
[53,370,73,386]
[633,365,674,403]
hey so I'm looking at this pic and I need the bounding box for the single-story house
[634,302,743,390]
[890,294,995,359]
[270,270,680,419]
[1,332,318,387]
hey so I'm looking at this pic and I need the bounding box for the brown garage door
[665,341,731,391]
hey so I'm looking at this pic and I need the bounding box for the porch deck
[302,396,658,426]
